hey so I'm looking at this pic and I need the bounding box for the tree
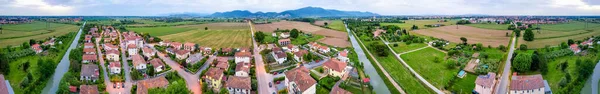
[324,22,328,26]
[290,29,299,38]
[460,37,467,45]
[0,53,8,75]
[254,32,266,43]
[148,65,155,77]
[576,59,595,81]
[475,43,483,51]
[37,59,56,80]
[513,29,521,37]
[22,42,30,48]
[204,27,208,30]
[523,29,535,41]
[519,44,527,50]
[506,32,509,37]
[370,42,388,56]
[512,53,532,72]
[411,25,419,30]
[567,39,574,45]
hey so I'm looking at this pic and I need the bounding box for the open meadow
[466,23,510,30]
[519,21,600,48]
[255,20,350,47]
[381,19,458,30]
[400,47,457,89]
[0,22,79,47]
[150,23,253,48]
[413,25,511,47]
[314,20,345,32]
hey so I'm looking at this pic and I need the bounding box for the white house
[234,51,251,64]
[280,32,290,38]
[175,50,190,60]
[149,58,165,72]
[323,59,348,77]
[109,62,121,74]
[337,50,349,63]
[509,74,546,94]
[225,76,251,94]
[293,50,308,62]
[105,50,120,61]
[235,63,250,77]
[272,48,287,64]
[80,64,99,82]
[318,46,330,53]
[127,44,138,56]
[285,66,316,94]
[132,55,147,70]
[142,47,156,59]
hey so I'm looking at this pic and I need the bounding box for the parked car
[113,84,116,88]
[269,82,272,87]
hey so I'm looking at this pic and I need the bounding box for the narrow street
[42,21,86,94]
[495,35,517,94]
[155,50,202,94]
[117,31,134,93]
[249,21,276,94]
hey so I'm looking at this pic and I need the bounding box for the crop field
[156,23,252,48]
[381,19,458,30]
[127,19,202,27]
[519,22,600,48]
[0,22,79,47]
[255,21,350,47]
[413,25,511,47]
[400,47,458,89]
[466,24,509,30]
[128,27,196,36]
[314,20,345,32]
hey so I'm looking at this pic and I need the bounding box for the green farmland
[0,22,79,47]
[400,47,458,89]
[381,19,458,30]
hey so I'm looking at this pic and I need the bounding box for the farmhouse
[142,47,155,59]
[279,38,291,46]
[83,48,96,54]
[136,76,169,94]
[80,64,99,82]
[186,53,203,64]
[79,85,98,94]
[235,63,250,77]
[42,38,55,46]
[184,42,196,51]
[221,48,233,55]
[31,44,43,53]
[175,50,191,60]
[109,62,121,74]
[82,54,97,63]
[293,50,309,62]
[234,51,251,63]
[373,29,386,38]
[509,74,547,94]
[84,43,94,48]
[474,72,496,94]
[323,59,348,77]
[272,48,287,64]
[105,50,120,61]
[570,44,581,54]
[159,41,171,46]
[285,66,316,94]
[225,76,251,94]
[132,55,147,70]
[148,58,165,72]
[204,68,225,91]
[318,46,331,53]
[285,44,299,52]
[337,50,349,63]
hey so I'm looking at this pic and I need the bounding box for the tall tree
[514,29,521,37]
[460,37,468,45]
[523,29,535,41]
[254,32,266,43]
[290,29,299,38]
[0,53,9,75]
[512,53,532,72]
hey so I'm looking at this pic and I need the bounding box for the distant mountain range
[209,7,379,18]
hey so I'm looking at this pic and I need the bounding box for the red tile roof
[235,63,249,73]
[323,59,347,72]
[216,57,229,63]
[235,51,252,57]
[284,66,316,92]
[127,44,137,49]
[84,43,94,47]
[148,58,164,68]
[330,86,352,94]
[339,50,348,57]
[109,62,121,68]
[82,54,97,61]
[79,85,98,94]
[105,50,119,55]
[475,72,496,88]
[225,76,251,90]
[510,74,545,91]
[142,47,154,54]
[184,42,195,47]
[205,68,224,80]
[137,76,169,94]
[83,48,96,53]
[176,49,190,55]
[0,75,9,94]
[216,61,229,69]
[132,55,146,67]
[69,86,77,92]
[294,50,308,57]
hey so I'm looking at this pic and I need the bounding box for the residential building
[0,74,15,94]
[103,44,118,51]
[79,85,98,94]
[234,51,251,63]
[127,44,138,56]
[80,64,99,82]
[216,61,229,70]
[570,44,581,54]
[171,42,182,50]
[337,50,349,62]
[136,76,169,94]
[42,38,55,46]
[132,55,147,70]
[279,38,291,46]
[225,76,251,94]
[142,47,155,59]
[105,50,120,61]
[323,59,348,77]
[175,50,191,60]
[184,42,196,51]
[294,50,308,62]
[287,44,299,52]
[84,43,94,48]
[474,72,496,94]
[285,66,316,94]
[221,48,233,55]
[272,48,287,64]
[148,58,165,72]
[159,41,171,46]
[109,62,121,74]
[204,68,225,91]
[82,54,97,63]
[509,74,546,94]
[83,48,96,55]
[318,46,330,53]
[235,63,250,77]
[31,44,43,53]
[186,53,203,64]
[280,32,290,38]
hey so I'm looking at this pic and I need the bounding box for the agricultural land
[0,21,79,47]
[254,20,350,47]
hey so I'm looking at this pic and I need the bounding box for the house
[109,62,121,74]
[373,29,386,38]
[136,76,169,94]
[474,72,496,94]
[82,54,97,63]
[286,44,299,52]
[225,76,251,94]
[235,63,250,77]
[127,44,138,56]
[186,53,203,64]
[171,42,182,50]
[42,38,56,46]
[148,58,165,72]
[175,50,191,60]
[285,66,316,94]
[84,43,94,48]
[202,47,212,55]
[184,42,196,51]
[509,74,546,94]
[318,46,331,53]
[221,48,233,55]
[79,85,98,94]
[278,38,291,46]
[330,86,352,94]
[234,51,251,63]
[204,68,225,91]
[0,74,15,94]
[337,50,349,63]
[31,44,43,53]
[323,59,348,77]
[80,64,99,82]
[159,41,171,46]
[105,50,120,61]
[308,42,320,50]
[142,47,155,59]
[238,48,250,52]
[84,37,92,43]
[280,32,290,38]
[570,44,581,53]
[272,48,288,64]
[294,50,309,62]
[103,44,118,51]
[166,48,176,55]
[132,55,147,70]
[83,48,96,55]
[215,61,229,70]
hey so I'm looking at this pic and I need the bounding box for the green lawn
[389,43,428,53]
[381,19,458,30]
[128,27,196,36]
[466,24,509,30]
[291,34,325,45]
[328,20,346,32]
[2,22,71,31]
[542,55,598,94]
[0,22,79,47]
[448,73,477,94]
[400,47,458,88]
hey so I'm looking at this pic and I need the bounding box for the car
[113,84,116,88]
[269,82,272,87]
[117,83,121,89]
[122,83,125,88]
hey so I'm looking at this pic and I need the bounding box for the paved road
[345,22,393,94]
[195,55,215,76]
[249,22,276,94]
[156,50,202,94]
[42,22,86,94]
[495,35,517,94]
[303,58,327,69]
[117,31,134,94]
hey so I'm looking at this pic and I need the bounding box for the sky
[0,0,599,16]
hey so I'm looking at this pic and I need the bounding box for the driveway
[42,22,85,94]
[156,50,202,94]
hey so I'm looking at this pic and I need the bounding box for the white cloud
[4,0,74,15]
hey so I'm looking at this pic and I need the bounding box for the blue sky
[0,0,599,16]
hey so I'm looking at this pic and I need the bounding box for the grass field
[542,54,598,94]
[389,43,428,53]
[157,23,252,48]
[381,19,458,30]
[0,22,79,47]
[400,47,458,89]
[255,21,350,47]
[519,21,600,48]
[291,34,325,45]
[466,24,509,30]
[448,73,477,94]
[413,25,510,47]
[128,27,196,36]
[314,20,346,32]
[539,21,600,32]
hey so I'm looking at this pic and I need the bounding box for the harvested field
[157,23,252,48]
[255,21,350,47]
[381,19,458,30]
[0,22,79,47]
[413,25,510,47]
[314,20,331,26]
[519,22,600,48]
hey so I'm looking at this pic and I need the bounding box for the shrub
[433,57,442,63]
